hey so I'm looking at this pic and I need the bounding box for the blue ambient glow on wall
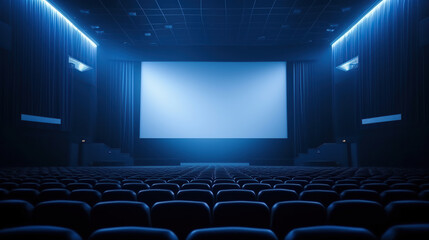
[140,62,287,139]
[332,0,388,47]
[362,114,402,125]
[40,0,97,48]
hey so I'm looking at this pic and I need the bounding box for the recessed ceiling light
[79,9,90,14]
[293,9,302,15]
[90,25,100,29]
[326,28,335,32]
[145,33,152,37]
[164,25,173,29]
[257,36,266,40]
[95,30,104,34]
[129,12,137,16]
[341,7,351,13]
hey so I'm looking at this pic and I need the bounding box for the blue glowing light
[336,56,359,72]
[362,114,402,125]
[39,0,97,48]
[21,114,61,125]
[69,57,92,72]
[180,163,250,166]
[332,0,388,47]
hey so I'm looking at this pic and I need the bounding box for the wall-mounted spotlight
[69,57,92,72]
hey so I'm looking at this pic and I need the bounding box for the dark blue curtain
[292,61,333,155]
[8,0,97,130]
[97,60,137,154]
[333,0,427,133]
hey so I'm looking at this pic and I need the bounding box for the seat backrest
[274,183,304,194]
[304,184,331,191]
[122,183,150,193]
[261,179,283,187]
[390,183,420,192]
[237,179,259,187]
[144,179,166,186]
[216,189,256,202]
[271,200,326,239]
[257,189,298,208]
[381,224,429,240]
[213,201,270,228]
[34,200,91,238]
[89,226,178,240]
[212,183,240,195]
[340,189,380,202]
[40,182,66,191]
[0,182,19,191]
[70,189,101,206]
[151,200,211,240]
[94,183,121,193]
[0,226,82,240]
[151,183,180,194]
[0,188,8,200]
[385,200,429,226]
[361,183,390,193]
[67,183,93,191]
[19,182,40,190]
[181,183,211,190]
[186,227,278,240]
[299,190,339,207]
[176,190,214,207]
[168,179,189,186]
[285,180,308,187]
[380,190,418,205]
[137,189,175,208]
[419,190,429,201]
[39,189,70,202]
[327,200,387,236]
[0,200,33,229]
[102,189,137,201]
[91,201,151,230]
[285,226,376,240]
[332,184,360,193]
[242,183,271,195]
[8,188,39,205]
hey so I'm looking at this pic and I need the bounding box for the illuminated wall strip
[40,0,97,48]
[69,57,92,72]
[336,56,359,72]
[180,162,250,166]
[332,0,388,47]
[362,114,401,125]
[21,114,61,125]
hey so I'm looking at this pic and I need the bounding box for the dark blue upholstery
[186,227,278,240]
[70,189,101,206]
[216,189,256,202]
[0,200,33,229]
[137,189,175,208]
[89,227,178,240]
[213,201,270,228]
[102,189,137,201]
[385,200,429,226]
[285,226,377,240]
[176,190,214,207]
[257,189,298,208]
[299,190,339,207]
[0,226,82,240]
[381,224,429,240]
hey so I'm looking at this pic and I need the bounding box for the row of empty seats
[1,166,428,240]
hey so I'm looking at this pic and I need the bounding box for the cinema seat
[242,183,271,195]
[67,183,93,191]
[186,227,278,240]
[39,189,70,202]
[285,226,376,240]
[70,189,101,206]
[89,227,178,240]
[122,183,150,193]
[274,183,304,193]
[285,180,308,187]
[78,179,97,186]
[332,184,359,193]
[340,189,380,202]
[0,200,33,229]
[214,179,235,184]
[176,190,214,207]
[385,200,429,226]
[0,226,82,240]
[0,188,8,200]
[8,188,39,204]
[151,200,211,240]
[94,183,121,193]
[216,189,256,202]
[212,183,240,194]
[102,189,137,201]
[390,183,420,192]
[60,179,77,185]
[40,182,66,191]
[0,182,19,191]
[91,201,151,230]
[270,201,326,239]
[191,179,212,186]
[213,201,270,228]
[299,190,339,207]
[181,183,211,190]
[237,179,259,186]
[304,184,331,190]
[419,190,429,201]
[19,182,40,189]
[137,189,175,207]
[361,183,390,193]
[380,190,419,205]
[144,179,166,186]
[34,200,91,237]
[257,189,298,208]
[151,183,180,194]
[261,179,283,187]
[327,200,387,235]
[168,179,189,186]
[381,224,429,240]
[311,179,334,186]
